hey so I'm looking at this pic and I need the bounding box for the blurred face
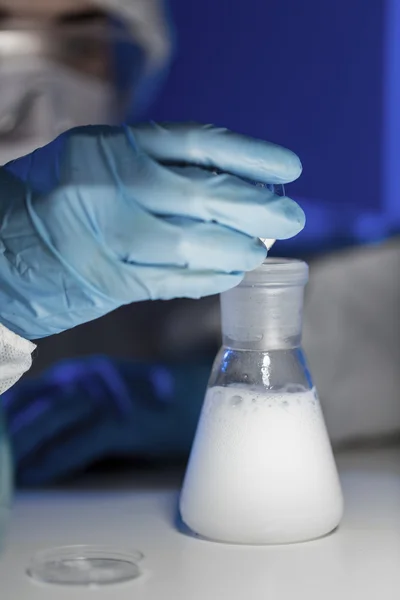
[0,0,95,20]
[0,0,169,162]
[0,0,120,162]
[0,1,112,80]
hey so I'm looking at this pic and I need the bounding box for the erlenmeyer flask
[180,258,343,544]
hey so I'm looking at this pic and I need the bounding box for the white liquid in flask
[180,385,343,545]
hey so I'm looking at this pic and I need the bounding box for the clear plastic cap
[221,258,309,350]
[240,258,309,287]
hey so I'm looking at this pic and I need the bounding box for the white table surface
[1,446,399,600]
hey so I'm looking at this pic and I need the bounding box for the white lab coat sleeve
[0,323,35,395]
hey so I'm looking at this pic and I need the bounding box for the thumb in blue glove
[1,122,304,339]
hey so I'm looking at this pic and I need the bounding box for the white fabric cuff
[0,323,36,395]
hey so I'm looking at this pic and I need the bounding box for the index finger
[129,122,303,185]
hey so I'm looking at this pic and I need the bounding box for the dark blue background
[143,0,398,253]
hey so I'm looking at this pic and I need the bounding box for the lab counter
[1,446,399,600]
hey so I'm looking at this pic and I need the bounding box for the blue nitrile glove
[1,123,304,340]
[2,356,210,486]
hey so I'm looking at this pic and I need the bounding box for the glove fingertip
[271,197,306,240]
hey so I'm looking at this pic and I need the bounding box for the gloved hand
[2,356,209,486]
[1,122,304,339]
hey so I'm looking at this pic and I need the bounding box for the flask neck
[221,283,305,351]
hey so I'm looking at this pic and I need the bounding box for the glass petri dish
[257,183,285,250]
[27,545,144,587]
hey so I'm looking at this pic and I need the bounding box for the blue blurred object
[1,122,304,340]
[0,409,12,548]
[147,0,400,255]
[110,6,176,121]
[2,356,211,486]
